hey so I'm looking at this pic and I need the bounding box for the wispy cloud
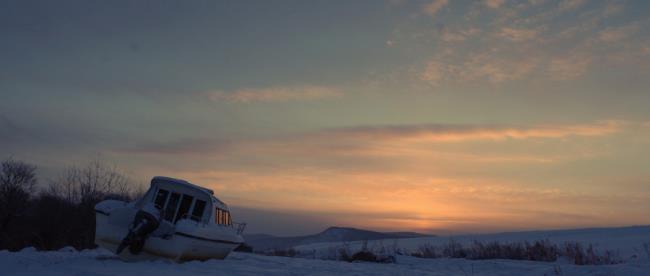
[498,27,538,42]
[179,168,650,233]
[439,27,481,43]
[420,51,539,86]
[123,138,231,155]
[124,120,624,157]
[484,0,506,9]
[603,2,624,17]
[528,0,547,6]
[423,0,448,18]
[320,120,623,143]
[404,0,647,87]
[599,23,640,42]
[116,119,645,233]
[419,59,451,86]
[467,54,538,83]
[548,54,591,80]
[207,86,343,103]
[558,0,586,12]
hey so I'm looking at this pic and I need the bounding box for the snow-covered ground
[295,225,650,259]
[2,226,650,275]
[2,247,650,276]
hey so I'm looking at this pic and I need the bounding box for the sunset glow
[1,0,649,235]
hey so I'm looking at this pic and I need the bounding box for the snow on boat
[94,176,246,262]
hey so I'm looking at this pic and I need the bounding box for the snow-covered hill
[245,226,432,251]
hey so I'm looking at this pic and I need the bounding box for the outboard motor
[116,203,161,255]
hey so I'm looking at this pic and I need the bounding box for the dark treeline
[0,158,143,251]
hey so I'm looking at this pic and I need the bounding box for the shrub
[338,248,395,263]
[264,248,298,257]
[561,242,621,265]
[442,238,467,258]
[526,240,558,262]
[409,239,626,265]
[349,250,378,262]
[465,240,558,262]
[642,242,650,260]
[234,243,253,253]
[412,243,438,258]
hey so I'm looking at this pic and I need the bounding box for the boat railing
[178,214,246,234]
[233,222,247,235]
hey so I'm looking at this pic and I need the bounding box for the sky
[1,0,650,236]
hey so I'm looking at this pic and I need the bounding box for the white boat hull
[95,210,241,261]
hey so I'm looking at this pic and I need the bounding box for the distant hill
[244,226,433,251]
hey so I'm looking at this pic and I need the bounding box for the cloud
[528,0,547,5]
[207,86,343,103]
[419,59,452,86]
[387,0,407,6]
[118,121,625,161]
[599,23,640,42]
[122,138,232,155]
[484,0,506,9]
[420,51,539,86]
[0,113,121,151]
[115,119,643,234]
[498,27,538,42]
[643,45,650,56]
[189,168,649,234]
[558,0,586,12]
[548,54,591,80]
[423,0,448,18]
[407,0,647,87]
[470,56,538,84]
[441,31,467,42]
[440,27,481,42]
[321,120,622,143]
[603,2,624,17]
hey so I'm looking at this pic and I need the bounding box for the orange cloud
[120,120,647,233]
[484,0,505,9]
[423,0,448,18]
[121,120,624,158]
[207,85,342,103]
[185,169,650,233]
[322,121,621,142]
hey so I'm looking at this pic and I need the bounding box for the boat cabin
[137,176,233,227]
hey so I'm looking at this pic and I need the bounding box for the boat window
[164,192,181,222]
[175,194,194,223]
[191,200,206,222]
[214,208,232,225]
[153,189,169,209]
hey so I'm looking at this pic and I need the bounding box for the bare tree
[0,158,37,233]
[0,158,144,250]
[48,159,133,205]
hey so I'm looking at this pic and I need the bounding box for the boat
[94,176,246,261]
